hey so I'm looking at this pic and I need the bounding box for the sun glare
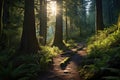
[50,1,56,16]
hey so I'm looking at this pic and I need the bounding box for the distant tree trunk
[3,0,10,28]
[20,0,40,53]
[65,7,68,43]
[0,0,4,36]
[80,0,86,36]
[69,17,74,37]
[118,14,120,28]
[103,0,120,26]
[117,9,120,28]
[53,0,65,49]
[116,0,120,28]
[96,0,104,31]
[39,0,47,45]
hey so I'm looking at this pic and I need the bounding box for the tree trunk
[96,0,104,31]
[118,14,120,28]
[53,0,65,49]
[80,0,86,36]
[0,0,4,36]
[39,0,47,45]
[3,0,10,28]
[116,0,120,28]
[69,17,74,37]
[65,7,68,43]
[20,0,40,53]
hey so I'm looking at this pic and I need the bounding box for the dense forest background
[0,0,120,80]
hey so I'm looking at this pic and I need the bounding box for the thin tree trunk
[39,0,47,45]
[65,7,68,43]
[96,0,104,31]
[3,0,10,28]
[69,17,73,37]
[118,14,120,28]
[117,1,120,28]
[20,0,39,53]
[0,0,4,36]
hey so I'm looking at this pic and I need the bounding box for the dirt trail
[39,43,87,80]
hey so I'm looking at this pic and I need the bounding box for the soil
[38,43,87,80]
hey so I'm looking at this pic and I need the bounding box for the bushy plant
[0,46,62,80]
[79,25,120,80]
[64,39,77,48]
[0,44,62,80]
[0,49,39,80]
[35,46,62,72]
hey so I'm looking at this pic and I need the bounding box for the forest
[0,0,120,80]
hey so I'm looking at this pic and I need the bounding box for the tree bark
[80,0,86,36]
[0,0,4,36]
[20,0,39,53]
[118,14,120,28]
[65,7,68,43]
[116,0,120,28]
[96,0,104,31]
[0,0,4,37]
[53,0,65,49]
[39,0,47,45]
[3,0,10,28]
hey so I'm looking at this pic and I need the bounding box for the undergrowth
[0,46,61,80]
[64,39,77,49]
[79,25,120,80]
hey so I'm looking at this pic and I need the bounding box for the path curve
[38,43,87,80]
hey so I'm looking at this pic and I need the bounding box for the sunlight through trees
[0,0,120,80]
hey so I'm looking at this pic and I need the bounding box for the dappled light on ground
[38,43,87,80]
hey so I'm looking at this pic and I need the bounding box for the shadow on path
[38,43,87,80]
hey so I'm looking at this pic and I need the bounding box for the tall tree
[20,0,39,53]
[0,0,4,36]
[39,0,47,45]
[103,0,119,26]
[80,0,87,36]
[96,0,104,31]
[116,0,120,28]
[53,0,65,49]
[65,7,68,42]
[3,0,10,28]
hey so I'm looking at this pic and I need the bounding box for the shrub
[79,25,120,80]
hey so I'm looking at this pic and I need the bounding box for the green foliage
[0,49,38,80]
[0,27,22,51]
[0,63,29,80]
[41,46,62,57]
[0,46,61,80]
[79,65,97,80]
[69,28,80,38]
[64,39,77,48]
[87,25,118,52]
[79,25,120,80]
[36,46,62,72]
[0,0,23,50]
